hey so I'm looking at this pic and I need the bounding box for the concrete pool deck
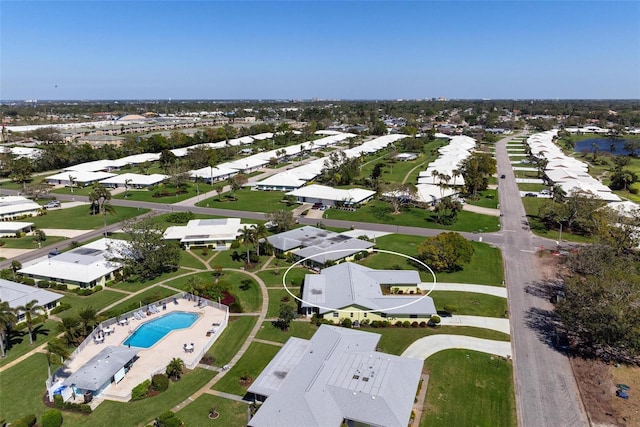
[57,300,227,403]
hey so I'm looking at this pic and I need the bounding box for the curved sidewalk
[402,334,512,360]
[439,315,510,335]
[422,282,507,298]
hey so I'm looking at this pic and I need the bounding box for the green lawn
[58,288,127,318]
[517,183,547,192]
[208,248,270,271]
[101,286,178,318]
[211,342,281,397]
[256,266,308,287]
[196,188,296,212]
[62,368,217,427]
[31,206,148,229]
[224,271,262,313]
[0,235,67,249]
[373,326,510,356]
[112,181,217,203]
[421,349,516,427]
[175,394,248,427]
[108,268,192,293]
[267,288,299,318]
[204,315,257,367]
[0,353,52,422]
[364,236,504,286]
[0,319,61,367]
[436,241,504,286]
[50,186,95,197]
[465,190,498,209]
[430,291,507,317]
[324,200,500,232]
[255,321,318,343]
[162,271,216,292]
[179,250,208,269]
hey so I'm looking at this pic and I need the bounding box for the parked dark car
[500,174,506,179]
[525,193,538,197]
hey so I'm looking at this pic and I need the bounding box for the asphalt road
[0,137,590,425]
[495,135,589,427]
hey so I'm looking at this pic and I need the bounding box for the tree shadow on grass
[524,306,563,349]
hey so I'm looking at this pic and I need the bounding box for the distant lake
[574,138,634,155]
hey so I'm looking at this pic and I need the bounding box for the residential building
[248,325,422,427]
[163,218,254,250]
[18,238,125,288]
[286,184,375,207]
[0,196,42,220]
[266,226,374,269]
[0,279,63,322]
[301,262,436,323]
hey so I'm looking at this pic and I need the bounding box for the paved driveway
[402,335,512,360]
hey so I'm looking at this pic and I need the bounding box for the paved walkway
[402,335,512,360]
[439,315,510,335]
[422,282,508,298]
[462,204,500,216]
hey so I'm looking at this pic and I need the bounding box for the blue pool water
[123,312,199,348]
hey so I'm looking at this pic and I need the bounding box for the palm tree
[166,357,185,380]
[251,223,269,257]
[431,169,440,184]
[0,301,17,357]
[15,299,43,345]
[124,178,132,198]
[59,316,82,346]
[10,260,21,280]
[68,175,76,193]
[77,307,99,338]
[451,169,461,187]
[239,225,255,263]
[45,338,70,377]
[89,184,115,236]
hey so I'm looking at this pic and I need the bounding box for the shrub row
[52,394,91,413]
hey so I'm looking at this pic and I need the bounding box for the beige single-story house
[0,196,42,221]
[0,279,63,322]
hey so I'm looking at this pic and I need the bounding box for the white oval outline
[282,248,437,314]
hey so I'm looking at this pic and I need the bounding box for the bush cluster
[52,395,92,413]
[50,303,72,315]
[131,380,151,401]
[151,374,169,392]
[166,211,195,224]
[11,414,36,427]
[41,409,63,427]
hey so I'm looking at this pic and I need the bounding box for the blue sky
[1,1,639,100]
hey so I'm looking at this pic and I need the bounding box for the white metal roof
[46,170,116,183]
[0,279,62,310]
[99,173,168,186]
[286,184,375,204]
[247,325,422,427]
[0,196,41,217]
[18,238,125,284]
[163,218,253,243]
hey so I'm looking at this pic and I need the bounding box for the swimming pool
[123,312,199,348]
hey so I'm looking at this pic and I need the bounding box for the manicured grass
[196,188,296,212]
[179,250,208,269]
[108,268,192,292]
[365,235,504,286]
[0,235,67,249]
[429,291,508,318]
[113,182,217,203]
[225,271,262,313]
[176,394,248,427]
[256,266,308,287]
[163,271,215,291]
[255,321,318,343]
[204,315,257,367]
[267,288,299,318]
[50,186,95,196]
[324,200,500,232]
[31,206,148,229]
[421,349,516,427]
[373,326,510,356]
[436,241,504,286]
[102,286,177,317]
[513,169,540,179]
[517,183,547,192]
[62,368,217,427]
[59,288,127,318]
[208,248,270,271]
[211,342,281,397]
[465,190,498,209]
[0,353,52,422]
[0,319,61,367]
